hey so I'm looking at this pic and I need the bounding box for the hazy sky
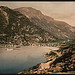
[0,1,75,27]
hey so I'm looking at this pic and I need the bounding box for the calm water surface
[0,46,51,74]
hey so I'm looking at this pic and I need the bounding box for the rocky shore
[18,42,75,74]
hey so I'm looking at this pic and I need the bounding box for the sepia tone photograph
[0,1,75,74]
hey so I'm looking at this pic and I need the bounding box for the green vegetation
[0,6,56,45]
[65,39,75,47]
[0,11,7,34]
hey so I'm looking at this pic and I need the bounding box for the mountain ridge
[14,7,75,40]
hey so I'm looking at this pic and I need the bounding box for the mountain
[14,7,75,40]
[0,6,56,45]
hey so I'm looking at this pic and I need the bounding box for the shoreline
[18,44,75,74]
[0,45,59,74]
[18,46,60,74]
[0,44,60,52]
[0,42,61,48]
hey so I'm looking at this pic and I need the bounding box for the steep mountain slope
[0,6,56,45]
[14,7,75,40]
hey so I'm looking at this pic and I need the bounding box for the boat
[6,48,13,51]
[16,46,21,48]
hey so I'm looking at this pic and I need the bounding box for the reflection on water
[0,46,50,74]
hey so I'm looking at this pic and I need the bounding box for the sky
[0,1,75,27]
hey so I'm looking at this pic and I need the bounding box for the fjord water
[0,46,51,74]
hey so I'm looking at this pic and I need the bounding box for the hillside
[0,6,56,45]
[14,7,75,40]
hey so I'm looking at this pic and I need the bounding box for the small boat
[15,43,22,48]
[16,45,21,48]
[7,48,13,51]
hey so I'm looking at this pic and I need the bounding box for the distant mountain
[0,6,56,45]
[14,7,75,40]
